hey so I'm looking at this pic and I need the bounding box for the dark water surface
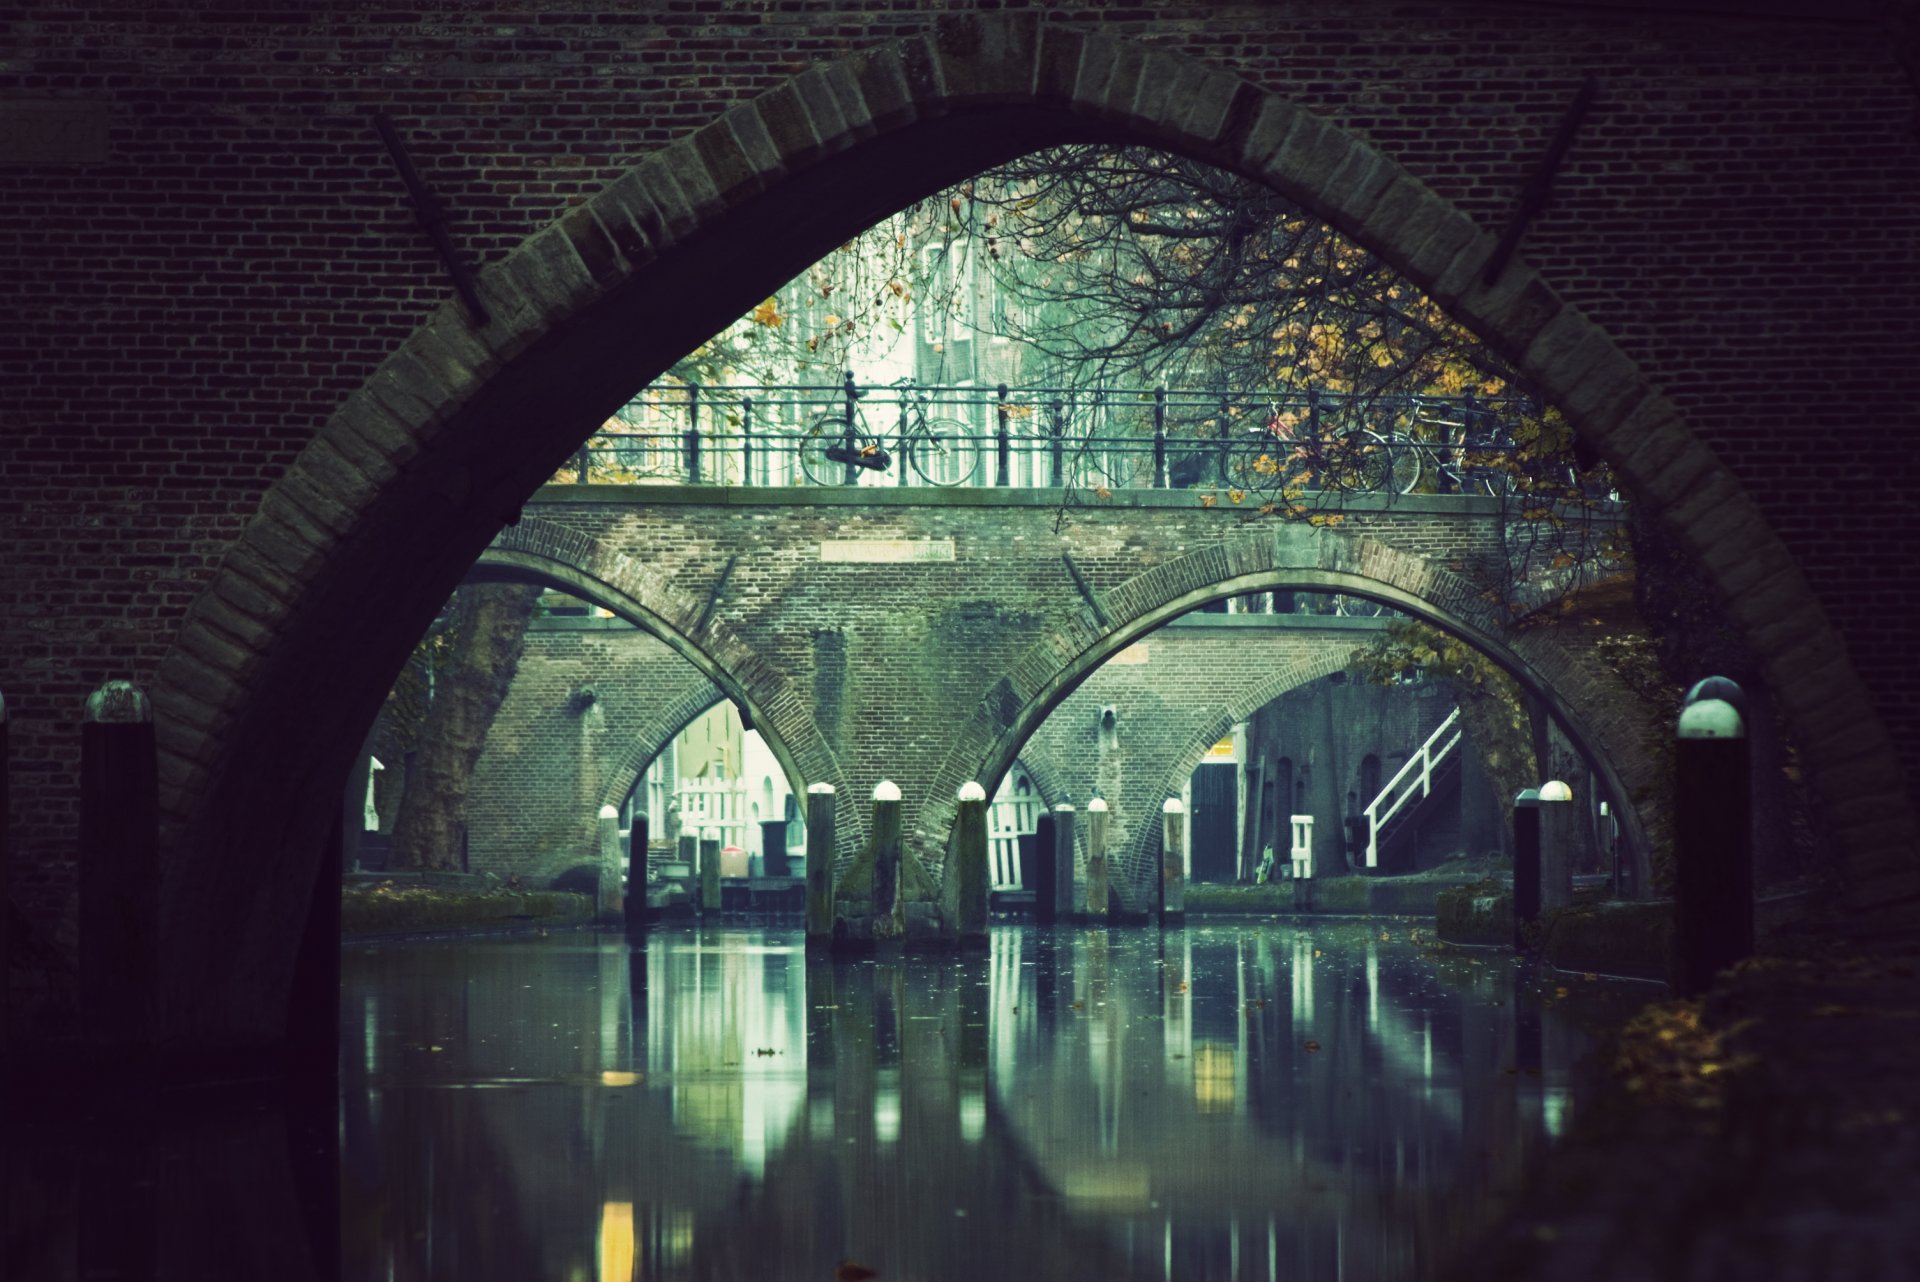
[341,922,1625,1281]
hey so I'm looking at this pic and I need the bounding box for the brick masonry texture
[2,3,1915,1048]
[476,489,1662,907]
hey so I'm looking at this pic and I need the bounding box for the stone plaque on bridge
[818,538,956,564]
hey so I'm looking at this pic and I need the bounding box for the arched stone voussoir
[472,525,846,817]
[141,18,1916,1056]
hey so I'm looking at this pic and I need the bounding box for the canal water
[343,921,1629,1281]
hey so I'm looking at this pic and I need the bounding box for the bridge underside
[468,486,1660,935]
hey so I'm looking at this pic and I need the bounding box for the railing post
[841,370,860,486]
[1152,386,1168,488]
[1049,397,1065,488]
[805,783,836,947]
[896,390,911,487]
[1439,391,1463,494]
[1216,394,1233,486]
[741,395,755,486]
[684,382,703,485]
[996,383,1012,488]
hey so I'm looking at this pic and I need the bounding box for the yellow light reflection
[1193,1040,1236,1113]
[599,1201,634,1282]
[601,1070,639,1087]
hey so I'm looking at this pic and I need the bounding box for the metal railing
[562,376,1555,496]
[1363,707,1463,869]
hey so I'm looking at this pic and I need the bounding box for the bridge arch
[470,519,857,849]
[1000,626,1365,907]
[925,524,1656,910]
[143,15,1906,1046]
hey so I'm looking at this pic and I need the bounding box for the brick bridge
[5,6,1915,1062]
[467,604,1414,897]
[470,483,1655,916]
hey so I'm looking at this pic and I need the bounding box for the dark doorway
[1190,762,1239,883]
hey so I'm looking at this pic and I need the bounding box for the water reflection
[336,923,1609,1281]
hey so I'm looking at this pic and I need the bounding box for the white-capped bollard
[953,781,989,945]
[597,803,622,919]
[1290,814,1315,911]
[1084,797,1110,921]
[1513,788,1542,950]
[700,825,722,915]
[1537,779,1575,912]
[1675,681,1752,996]
[805,782,837,944]
[1160,798,1186,921]
[871,781,905,940]
[81,680,156,1045]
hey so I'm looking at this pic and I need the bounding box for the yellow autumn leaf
[749,298,783,328]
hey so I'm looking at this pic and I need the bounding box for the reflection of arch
[139,16,1907,1045]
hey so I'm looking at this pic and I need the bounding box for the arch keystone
[930,12,1041,103]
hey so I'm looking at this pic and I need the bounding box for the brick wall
[461,618,722,884]
[4,2,1915,1046]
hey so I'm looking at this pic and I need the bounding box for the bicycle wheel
[1338,430,1416,495]
[907,416,982,486]
[1333,593,1388,618]
[794,414,859,486]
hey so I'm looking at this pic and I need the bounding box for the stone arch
[934,522,1656,908]
[1114,651,1371,905]
[598,678,727,815]
[468,520,861,855]
[143,14,1909,1046]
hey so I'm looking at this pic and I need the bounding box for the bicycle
[792,376,982,487]
[1387,396,1513,496]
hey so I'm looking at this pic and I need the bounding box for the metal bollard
[1290,813,1315,911]
[596,804,622,920]
[805,783,837,945]
[1538,779,1575,912]
[1,688,9,1057]
[1512,788,1541,950]
[700,827,722,916]
[871,781,904,941]
[1051,803,1077,928]
[1674,680,1752,996]
[953,781,990,946]
[1084,798,1110,921]
[80,680,157,1045]
[1160,798,1187,921]
[624,812,649,936]
[1031,812,1059,924]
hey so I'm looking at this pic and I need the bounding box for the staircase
[1363,708,1463,870]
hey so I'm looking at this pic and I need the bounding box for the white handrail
[1363,708,1462,868]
